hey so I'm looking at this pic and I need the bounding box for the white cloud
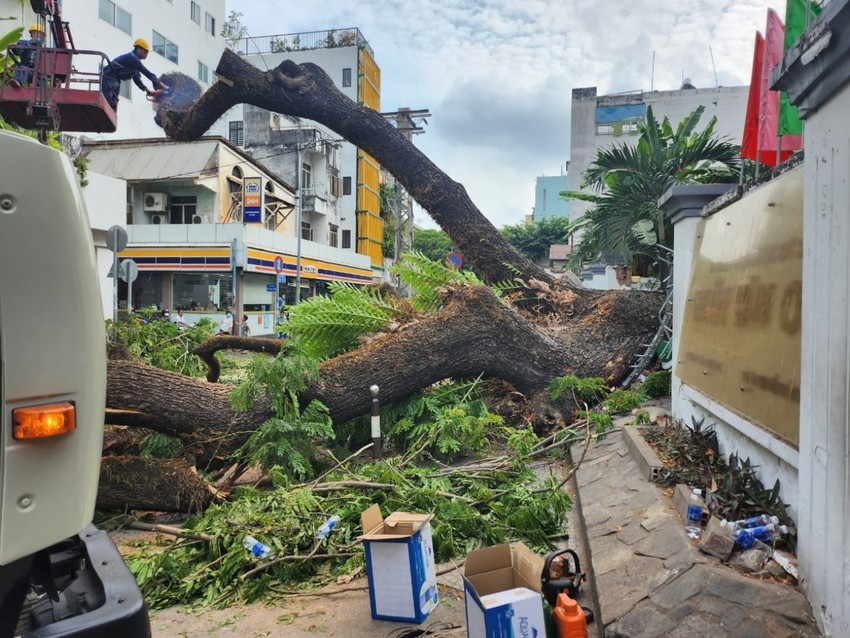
[232,0,785,228]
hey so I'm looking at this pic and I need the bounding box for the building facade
[211,28,386,281]
[532,173,570,221]
[80,137,372,332]
[568,84,750,229]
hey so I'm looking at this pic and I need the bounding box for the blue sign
[446,252,463,269]
[243,176,262,223]
[266,283,277,292]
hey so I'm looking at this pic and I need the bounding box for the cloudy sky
[231,0,786,229]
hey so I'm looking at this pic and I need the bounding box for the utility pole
[380,108,431,272]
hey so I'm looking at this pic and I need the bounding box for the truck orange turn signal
[12,402,76,439]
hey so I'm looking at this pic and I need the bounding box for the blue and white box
[360,504,439,623]
[463,542,546,638]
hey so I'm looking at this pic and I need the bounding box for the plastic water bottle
[685,488,703,539]
[315,515,341,540]
[243,535,272,558]
[733,523,789,549]
[720,514,779,531]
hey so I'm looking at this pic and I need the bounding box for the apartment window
[169,196,197,225]
[205,12,215,36]
[152,31,179,63]
[329,173,341,197]
[228,121,243,146]
[342,176,352,196]
[342,229,351,249]
[98,0,132,35]
[329,224,338,248]
[190,1,201,24]
[342,68,352,87]
[197,61,209,84]
[301,162,312,191]
[301,221,313,241]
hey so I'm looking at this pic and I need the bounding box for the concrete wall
[774,1,850,633]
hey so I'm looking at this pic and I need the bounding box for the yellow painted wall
[357,47,384,269]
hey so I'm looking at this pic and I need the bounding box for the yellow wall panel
[678,167,803,446]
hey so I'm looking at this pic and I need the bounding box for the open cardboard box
[359,504,439,623]
[463,542,546,638]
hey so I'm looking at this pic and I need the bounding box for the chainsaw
[147,85,173,103]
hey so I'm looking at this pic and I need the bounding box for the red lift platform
[0,1,117,134]
[0,48,117,133]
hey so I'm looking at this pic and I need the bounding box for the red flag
[741,31,764,162]
[758,8,799,165]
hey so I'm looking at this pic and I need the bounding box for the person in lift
[101,38,167,111]
[9,24,46,88]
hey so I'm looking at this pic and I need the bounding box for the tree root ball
[155,73,202,127]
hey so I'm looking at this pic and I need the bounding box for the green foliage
[640,417,794,550]
[383,379,498,462]
[220,10,248,48]
[629,409,651,426]
[285,282,402,360]
[390,251,483,312]
[413,228,453,263]
[128,432,573,609]
[641,370,671,398]
[563,105,740,265]
[140,433,183,459]
[604,388,646,414]
[499,216,586,263]
[109,313,218,377]
[548,375,608,404]
[230,348,334,479]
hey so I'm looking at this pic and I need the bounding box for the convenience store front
[118,239,373,335]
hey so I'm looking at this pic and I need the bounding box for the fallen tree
[98,52,664,511]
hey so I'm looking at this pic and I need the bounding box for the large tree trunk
[98,52,665,511]
[159,50,558,290]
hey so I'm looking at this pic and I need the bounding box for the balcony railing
[237,28,373,58]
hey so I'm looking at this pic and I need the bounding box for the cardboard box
[360,504,439,623]
[463,542,546,638]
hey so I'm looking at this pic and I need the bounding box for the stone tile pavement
[567,401,822,638]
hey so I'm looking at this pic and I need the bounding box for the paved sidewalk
[569,406,822,638]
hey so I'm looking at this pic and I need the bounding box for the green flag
[779,0,821,136]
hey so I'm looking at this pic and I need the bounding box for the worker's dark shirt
[12,39,39,70]
[103,51,162,91]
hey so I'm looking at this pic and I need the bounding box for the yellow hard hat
[28,24,45,35]
[133,38,150,52]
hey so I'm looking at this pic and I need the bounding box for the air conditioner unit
[151,214,168,225]
[192,214,211,224]
[143,192,167,212]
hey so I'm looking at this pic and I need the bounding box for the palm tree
[564,105,740,266]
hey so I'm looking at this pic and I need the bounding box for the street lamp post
[295,143,304,305]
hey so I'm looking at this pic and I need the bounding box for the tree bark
[158,49,561,290]
[97,51,666,512]
[105,285,660,458]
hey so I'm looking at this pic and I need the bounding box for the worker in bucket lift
[9,24,46,88]
[101,38,168,111]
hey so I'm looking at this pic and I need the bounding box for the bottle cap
[769,515,779,525]
[693,488,702,496]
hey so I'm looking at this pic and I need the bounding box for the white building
[568,84,749,228]
[209,28,386,281]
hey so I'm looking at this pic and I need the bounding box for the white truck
[0,130,150,637]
